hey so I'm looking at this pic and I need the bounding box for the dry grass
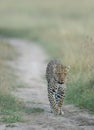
[0,41,24,123]
[0,41,18,94]
[0,41,45,122]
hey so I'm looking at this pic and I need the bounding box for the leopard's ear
[65,66,70,72]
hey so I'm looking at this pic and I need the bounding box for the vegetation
[24,107,44,114]
[0,0,94,111]
[0,41,24,123]
[0,41,45,123]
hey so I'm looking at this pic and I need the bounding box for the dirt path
[1,39,94,130]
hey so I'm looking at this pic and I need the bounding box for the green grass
[0,0,94,112]
[65,73,94,111]
[1,114,24,123]
[0,41,45,123]
[0,41,24,123]
[24,107,44,114]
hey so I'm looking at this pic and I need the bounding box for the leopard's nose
[62,81,64,84]
[61,81,64,84]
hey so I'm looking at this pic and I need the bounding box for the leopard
[46,60,70,115]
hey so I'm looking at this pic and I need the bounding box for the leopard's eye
[57,73,62,75]
[64,72,67,76]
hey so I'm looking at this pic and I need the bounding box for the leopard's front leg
[58,97,64,115]
[47,81,59,115]
[57,87,65,115]
[48,91,59,115]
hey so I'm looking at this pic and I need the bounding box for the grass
[1,114,24,123]
[0,41,45,123]
[0,0,94,112]
[24,107,44,114]
[0,41,25,123]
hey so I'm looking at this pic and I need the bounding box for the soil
[0,39,94,130]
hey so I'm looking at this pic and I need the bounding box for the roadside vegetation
[0,41,44,123]
[0,0,94,112]
[0,41,24,123]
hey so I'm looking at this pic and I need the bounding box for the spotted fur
[46,60,70,115]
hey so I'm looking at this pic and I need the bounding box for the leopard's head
[54,65,70,84]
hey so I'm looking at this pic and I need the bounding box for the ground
[0,39,94,130]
